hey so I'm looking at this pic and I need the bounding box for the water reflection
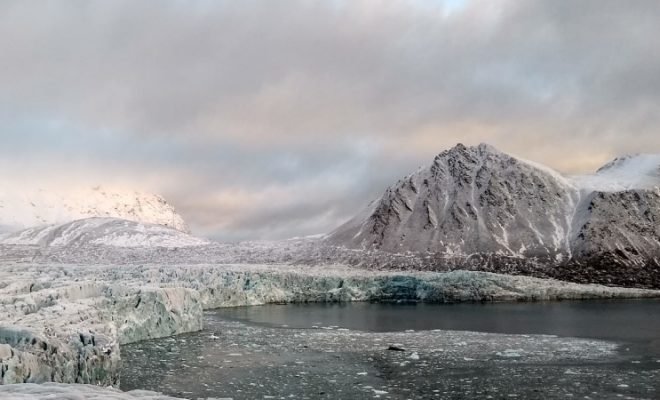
[211,299,660,348]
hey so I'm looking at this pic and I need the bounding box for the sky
[1,0,660,240]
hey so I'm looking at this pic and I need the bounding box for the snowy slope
[0,185,189,233]
[0,383,185,399]
[572,154,660,192]
[0,217,208,248]
[328,144,660,266]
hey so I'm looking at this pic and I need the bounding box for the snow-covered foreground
[1,261,659,395]
[0,383,182,399]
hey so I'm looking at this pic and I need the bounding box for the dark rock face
[564,189,660,288]
[327,143,660,288]
[572,190,660,264]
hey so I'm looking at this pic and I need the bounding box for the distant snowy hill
[572,153,660,192]
[327,143,660,270]
[0,217,208,248]
[0,185,189,233]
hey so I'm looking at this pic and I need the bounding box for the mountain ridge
[327,143,660,269]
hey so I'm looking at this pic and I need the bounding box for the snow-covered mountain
[327,143,660,268]
[0,217,208,248]
[328,143,579,258]
[573,153,660,192]
[0,185,189,233]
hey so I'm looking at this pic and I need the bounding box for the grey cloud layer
[1,0,659,239]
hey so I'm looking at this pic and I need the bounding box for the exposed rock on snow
[0,217,209,248]
[571,190,660,263]
[0,185,189,233]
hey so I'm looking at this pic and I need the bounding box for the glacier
[1,259,658,389]
[0,218,208,248]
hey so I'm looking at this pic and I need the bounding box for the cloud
[1,0,659,239]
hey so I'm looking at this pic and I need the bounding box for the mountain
[0,185,189,233]
[327,143,660,286]
[328,143,579,258]
[569,154,660,265]
[0,217,208,248]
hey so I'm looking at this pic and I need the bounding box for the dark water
[122,300,660,399]
[213,299,660,353]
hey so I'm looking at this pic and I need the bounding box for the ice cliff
[1,262,658,387]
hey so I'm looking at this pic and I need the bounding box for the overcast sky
[1,0,659,240]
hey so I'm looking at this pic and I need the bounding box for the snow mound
[0,383,184,399]
[572,153,660,192]
[0,185,189,233]
[0,217,209,248]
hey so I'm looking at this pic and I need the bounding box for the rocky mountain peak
[435,143,503,162]
[328,143,576,257]
[327,143,660,287]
